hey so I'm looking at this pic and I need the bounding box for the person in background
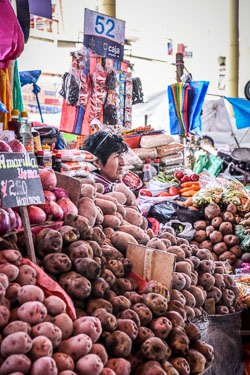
[82,131,128,193]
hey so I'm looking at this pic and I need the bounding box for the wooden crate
[55,172,81,206]
[126,243,176,290]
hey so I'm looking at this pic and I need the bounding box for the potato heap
[191,203,244,269]
[153,226,242,317]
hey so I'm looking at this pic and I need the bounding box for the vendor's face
[99,152,125,182]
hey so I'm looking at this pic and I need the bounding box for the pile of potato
[149,225,242,317]
[191,203,244,269]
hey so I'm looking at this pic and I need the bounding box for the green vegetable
[153,172,179,184]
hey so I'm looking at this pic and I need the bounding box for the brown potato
[205,204,221,220]
[5,282,21,304]
[196,249,213,261]
[219,221,233,235]
[110,296,131,314]
[117,309,140,327]
[211,216,223,228]
[171,289,186,305]
[186,349,206,374]
[143,293,168,316]
[90,343,108,365]
[170,357,190,375]
[116,319,138,340]
[207,286,222,303]
[214,274,226,290]
[221,289,235,307]
[132,303,153,326]
[105,330,132,357]
[223,234,239,247]
[165,311,185,327]
[219,251,236,264]
[142,280,169,299]
[189,286,206,308]
[193,220,207,230]
[142,337,170,360]
[215,305,229,314]
[182,274,191,290]
[44,253,72,275]
[199,240,213,252]
[209,230,223,244]
[167,246,185,261]
[181,290,196,308]
[74,257,101,280]
[206,225,215,237]
[229,245,242,258]
[223,212,235,223]
[135,326,154,346]
[184,306,195,320]
[194,230,207,243]
[189,256,200,269]
[161,360,179,375]
[175,261,192,277]
[86,298,113,315]
[167,300,186,320]
[106,358,131,375]
[213,242,228,255]
[192,341,214,364]
[59,271,91,299]
[172,272,186,290]
[124,291,144,305]
[184,323,201,343]
[93,308,117,332]
[159,232,177,245]
[112,278,133,295]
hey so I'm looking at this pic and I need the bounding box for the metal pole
[227,0,239,98]
[100,0,116,17]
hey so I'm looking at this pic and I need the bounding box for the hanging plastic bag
[162,220,195,241]
[148,200,205,224]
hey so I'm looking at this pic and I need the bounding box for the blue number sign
[84,9,125,61]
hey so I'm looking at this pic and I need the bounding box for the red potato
[90,344,108,366]
[219,221,233,235]
[17,301,47,325]
[51,313,73,340]
[59,334,92,360]
[44,296,66,316]
[0,263,19,282]
[73,316,102,343]
[211,216,223,228]
[205,203,221,220]
[0,354,31,375]
[223,212,235,223]
[16,264,37,286]
[93,309,117,332]
[124,208,143,227]
[1,332,32,357]
[110,231,138,254]
[53,353,75,372]
[30,357,58,375]
[0,273,9,290]
[5,283,21,304]
[3,320,31,337]
[0,250,22,266]
[147,238,166,251]
[193,220,207,230]
[76,354,104,375]
[29,335,53,360]
[31,322,62,348]
[103,215,121,229]
[78,197,98,227]
[17,285,44,305]
[114,183,136,206]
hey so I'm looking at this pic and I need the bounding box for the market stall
[1,3,250,375]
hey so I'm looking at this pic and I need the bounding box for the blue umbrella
[19,70,43,122]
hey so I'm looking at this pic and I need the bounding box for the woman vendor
[83,131,129,193]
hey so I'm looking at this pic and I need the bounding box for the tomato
[140,189,152,197]
[180,175,191,183]
[174,170,184,180]
[158,192,170,197]
[168,187,180,196]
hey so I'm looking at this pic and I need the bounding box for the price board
[0,152,45,209]
[84,8,125,61]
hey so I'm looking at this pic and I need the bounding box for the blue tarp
[225,97,250,129]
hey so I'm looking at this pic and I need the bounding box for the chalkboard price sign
[0,152,45,209]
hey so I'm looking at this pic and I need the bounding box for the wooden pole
[226,0,239,110]
[20,207,36,264]
[100,0,116,17]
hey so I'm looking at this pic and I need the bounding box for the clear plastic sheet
[194,312,244,375]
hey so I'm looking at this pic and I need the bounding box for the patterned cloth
[92,172,118,193]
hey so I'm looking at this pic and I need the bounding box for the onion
[39,169,57,191]
[8,139,26,153]
[53,187,69,200]
[0,209,10,234]
[0,140,12,152]
[44,190,56,202]
[28,205,46,224]
[48,201,64,221]
[5,208,17,229]
[57,198,78,217]
[15,212,22,229]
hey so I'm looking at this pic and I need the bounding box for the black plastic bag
[148,201,205,224]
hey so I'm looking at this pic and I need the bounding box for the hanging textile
[225,97,250,129]
[12,60,24,114]
[0,68,12,129]
[168,81,209,137]
[0,0,24,69]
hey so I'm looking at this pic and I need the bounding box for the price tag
[84,8,125,61]
[0,152,45,208]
